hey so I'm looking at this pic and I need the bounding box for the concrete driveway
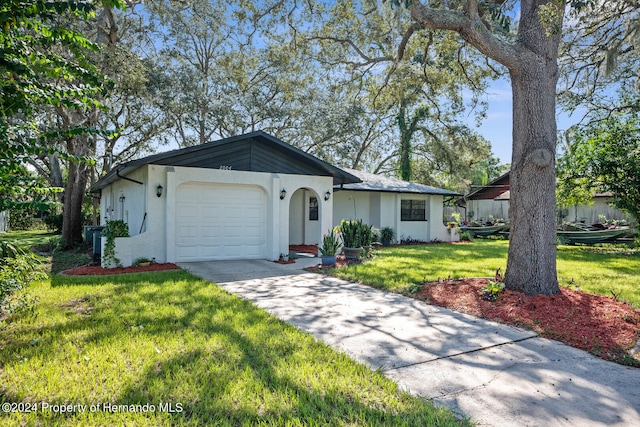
[179,259,640,427]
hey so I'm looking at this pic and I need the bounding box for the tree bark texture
[59,106,97,247]
[505,64,559,295]
[503,0,562,295]
[409,0,563,295]
[61,152,90,246]
[59,6,117,246]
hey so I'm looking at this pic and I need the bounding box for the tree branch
[310,36,394,65]
[408,1,523,71]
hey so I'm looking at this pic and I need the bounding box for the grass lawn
[334,240,640,308]
[1,229,58,251]
[0,268,466,426]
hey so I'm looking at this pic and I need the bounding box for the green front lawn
[1,270,467,426]
[334,240,640,307]
[0,229,57,251]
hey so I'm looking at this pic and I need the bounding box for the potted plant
[133,257,152,267]
[319,229,342,266]
[361,223,375,257]
[278,253,291,263]
[380,226,395,246]
[338,219,365,262]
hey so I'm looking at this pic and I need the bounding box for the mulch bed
[61,263,181,276]
[412,278,640,364]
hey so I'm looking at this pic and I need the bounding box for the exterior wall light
[280,189,287,200]
[119,194,125,203]
[324,191,331,201]
[156,184,163,198]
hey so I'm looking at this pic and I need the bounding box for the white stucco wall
[100,165,168,267]
[289,188,324,245]
[289,189,305,244]
[101,165,333,266]
[333,191,371,224]
[332,191,456,243]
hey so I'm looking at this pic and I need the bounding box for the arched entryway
[288,188,322,252]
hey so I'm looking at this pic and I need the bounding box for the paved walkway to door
[179,259,640,427]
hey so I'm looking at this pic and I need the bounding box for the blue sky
[472,78,584,165]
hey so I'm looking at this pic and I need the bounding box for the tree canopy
[0,0,121,211]
[557,113,640,221]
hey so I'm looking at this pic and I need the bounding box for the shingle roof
[336,168,461,196]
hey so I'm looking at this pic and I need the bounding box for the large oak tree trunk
[502,1,562,295]
[59,7,117,246]
[408,0,565,294]
[504,64,559,295]
[59,106,97,248]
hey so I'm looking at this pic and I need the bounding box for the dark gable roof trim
[336,168,461,196]
[464,171,510,200]
[91,131,361,191]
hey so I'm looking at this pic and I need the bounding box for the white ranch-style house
[91,131,460,267]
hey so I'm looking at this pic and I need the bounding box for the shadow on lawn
[2,272,464,426]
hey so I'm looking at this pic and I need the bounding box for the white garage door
[175,183,267,261]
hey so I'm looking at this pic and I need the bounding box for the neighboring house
[459,172,511,223]
[0,210,8,232]
[91,131,459,267]
[458,172,632,225]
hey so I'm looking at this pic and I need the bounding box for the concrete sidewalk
[179,259,640,427]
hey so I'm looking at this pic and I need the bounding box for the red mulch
[413,278,640,364]
[61,263,181,276]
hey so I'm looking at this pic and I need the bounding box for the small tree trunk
[61,159,89,247]
[504,63,560,295]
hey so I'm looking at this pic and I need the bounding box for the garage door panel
[177,246,198,259]
[244,208,263,220]
[175,183,267,261]
[244,226,263,238]
[200,246,222,258]
[202,206,223,218]
[243,245,263,257]
[201,226,222,238]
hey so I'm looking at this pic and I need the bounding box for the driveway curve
[180,259,640,427]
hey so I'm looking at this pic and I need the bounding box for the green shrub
[9,208,34,230]
[361,223,374,246]
[0,241,42,323]
[338,219,371,248]
[102,220,130,268]
[479,280,505,301]
[380,227,395,246]
[42,213,63,233]
[459,230,474,241]
[319,229,342,256]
